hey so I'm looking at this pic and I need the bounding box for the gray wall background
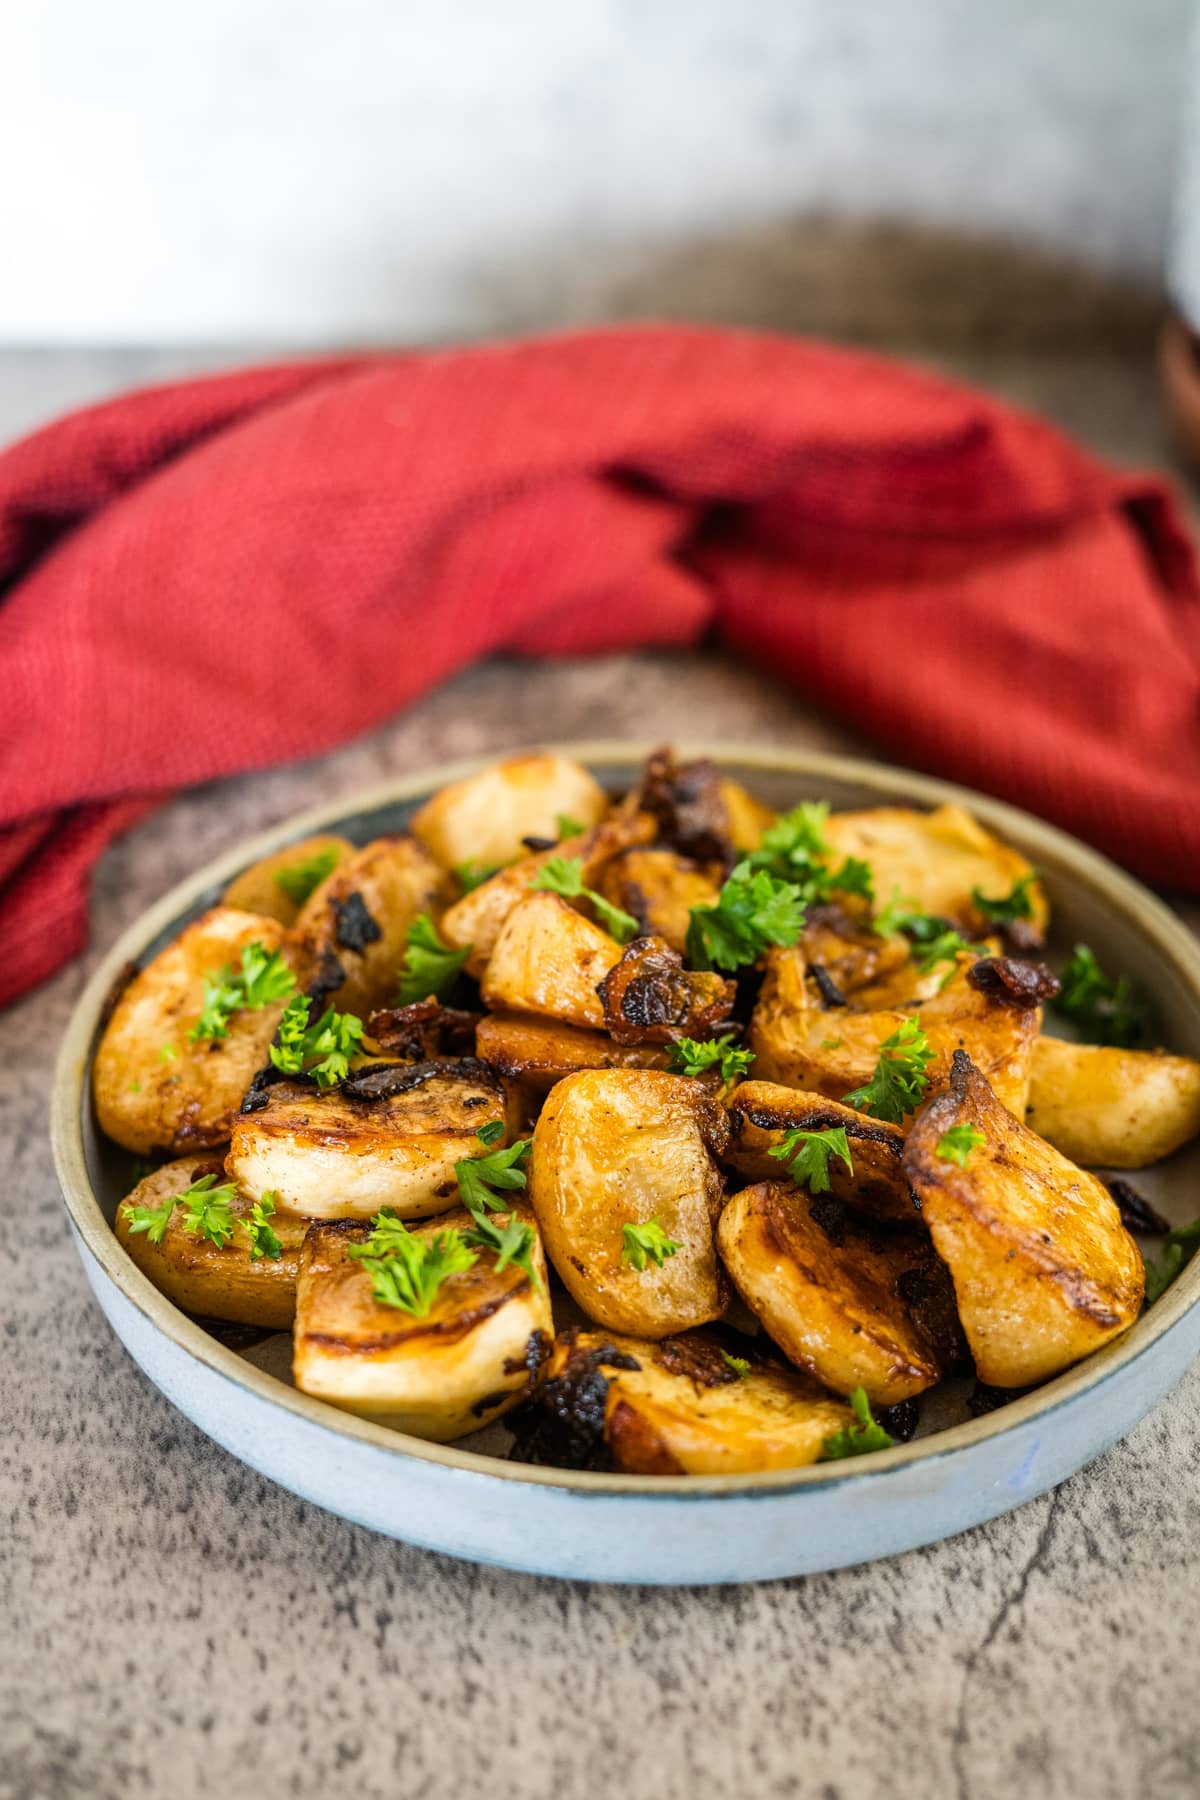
[0,0,1191,344]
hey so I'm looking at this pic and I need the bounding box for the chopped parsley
[178,1173,238,1248]
[555,814,585,840]
[348,1210,477,1315]
[529,855,638,944]
[842,1018,935,1123]
[455,1132,532,1215]
[971,872,1036,927]
[745,803,874,905]
[269,995,364,1087]
[190,941,297,1041]
[915,928,983,980]
[159,1044,177,1063]
[122,1193,178,1245]
[821,1387,896,1459]
[666,1036,755,1087]
[721,1351,752,1378]
[819,1037,844,1051]
[769,1124,854,1194]
[242,1191,283,1261]
[872,892,946,944]
[453,860,501,892]
[621,1219,682,1270]
[1143,1216,1200,1306]
[462,1207,541,1289]
[396,912,471,1005]
[935,1124,986,1169]
[1054,944,1148,1048]
[274,846,339,907]
[685,861,807,972]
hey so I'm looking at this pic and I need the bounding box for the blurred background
[2,0,1196,447]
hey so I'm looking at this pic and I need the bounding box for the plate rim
[51,738,1200,1500]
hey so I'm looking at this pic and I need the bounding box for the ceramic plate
[51,743,1200,1584]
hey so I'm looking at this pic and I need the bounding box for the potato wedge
[717,1181,950,1403]
[93,907,302,1154]
[592,848,721,953]
[115,1154,306,1328]
[222,834,355,927]
[724,1080,919,1224]
[823,803,1048,940]
[904,1051,1144,1387]
[514,1328,854,1474]
[293,835,444,1019]
[1026,1036,1200,1169]
[917,957,1047,1119]
[530,1069,729,1338]
[293,1208,552,1439]
[411,753,609,873]
[480,892,623,1030]
[228,1058,519,1220]
[475,1014,668,1091]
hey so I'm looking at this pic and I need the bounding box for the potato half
[529,1069,729,1338]
[293,1208,552,1440]
[228,1058,519,1220]
[480,892,623,1030]
[515,1328,854,1474]
[410,753,609,873]
[1026,1036,1200,1170]
[222,834,355,927]
[293,835,444,1019]
[904,1051,1144,1387]
[724,1080,918,1224]
[93,907,302,1155]
[717,1181,950,1403]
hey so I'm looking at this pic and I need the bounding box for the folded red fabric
[2,325,1198,1008]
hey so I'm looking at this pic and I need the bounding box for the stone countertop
[4,338,1200,1800]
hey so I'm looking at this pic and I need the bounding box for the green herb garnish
[189,941,297,1041]
[274,846,339,908]
[872,892,946,944]
[455,1133,532,1215]
[1054,944,1148,1048]
[1143,1217,1200,1305]
[461,1207,541,1289]
[745,804,874,905]
[242,1191,284,1261]
[971,872,1036,927]
[269,995,364,1087]
[666,1036,755,1087]
[529,856,638,944]
[935,1124,986,1169]
[841,1018,935,1123]
[721,1352,752,1378]
[621,1219,682,1271]
[821,1387,896,1459]
[396,913,471,1005]
[348,1210,478,1316]
[122,1193,177,1245]
[453,860,501,892]
[685,861,806,972]
[178,1173,239,1248]
[555,814,585,840]
[769,1124,854,1194]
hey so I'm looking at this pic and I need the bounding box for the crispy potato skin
[530,1070,729,1338]
[917,963,1042,1119]
[1026,1036,1200,1169]
[480,892,623,1030]
[475,1014,668,1091]
[293,1209,552,1440]
[93,908,301,1154]
[115,1155,306,1328]
[411,753,610,872]
[823,803,1048,939]
[592,849,721,954]
[293,834,445,1019]
[717,1182,945,1403]
[904,1055,1144,1387]
[725,1081,919,1224]
[228,1063,519,1220]
[532,1328,854,1475]
[222,834,355,927]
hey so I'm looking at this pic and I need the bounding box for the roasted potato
[719,778,776,853]
[115,1155,306,1328]
[800,904,911,999]
[718,1181,949,1404]
[480,892,623,1030]
[410,752,609,873]
[916,956,1047,1119]
[93,907,302,1154]
[724,1080,918,1224]
[293,1208,552,1439]
[293,834,444,1019]
[475,1013,668,1091]
[530,1069,729,1338]
[748,945,910,1099]
[228,1058,519,1220]
[592,848,721,953]
[515,1328,855,1474]
[222,834,355,927]
[1026,1036,1200,1169]
[823,803,1048,940]
[904,1051,1144,1387]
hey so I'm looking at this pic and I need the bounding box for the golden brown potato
[823,803,1048,939]
[115,1154,306,1328]
[724,1080,919,1224]
[293,835,444,1019]
[719,779,776,853]
[800,905,911,998]
[1026,1036,1200,1169]
[475,1013,668,1091]
[517,1328,854,1474]
[93,907,302,1155]
[228,1059,519,1220]
[904,1051,1144,1387]
[222,834,355,927]
[718,1181,949,1404]
[917,958,1045,1119]
[592,848,721,953]
[480,892,623,1030]
[410,753,610,873]
[293,1208,552,1440]
[530,1069,729,1338]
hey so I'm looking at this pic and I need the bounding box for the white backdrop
[0,0,1189,343]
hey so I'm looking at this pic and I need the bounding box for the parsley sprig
[935,1124,986,1169]
[971,873,1036,927]
[621,1219,682,1270]
[685,861,807,972]
[452,1129,540,1288]
[190,942,297,1041]
[396,913,471,1005]
[666,1036,755,1088]
[529,856,638,944]
[821,1387,896,1459]
[769,1124,854,1194]
[915,928,984,982]
[243,1191,284,1261]
[270,995,364,1087]
[1054,944,1148,1048]
[126,1171,240,1247]
[348,1210,478,1316]
[274,847,339,908]
[842,1018,935,1123]
[745,803,875,905]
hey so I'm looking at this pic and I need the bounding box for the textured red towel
[2,325,1198,1008]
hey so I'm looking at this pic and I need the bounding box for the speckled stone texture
[4,338,1200,1800]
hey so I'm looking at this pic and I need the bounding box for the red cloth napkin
[2,325,1198,1008]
